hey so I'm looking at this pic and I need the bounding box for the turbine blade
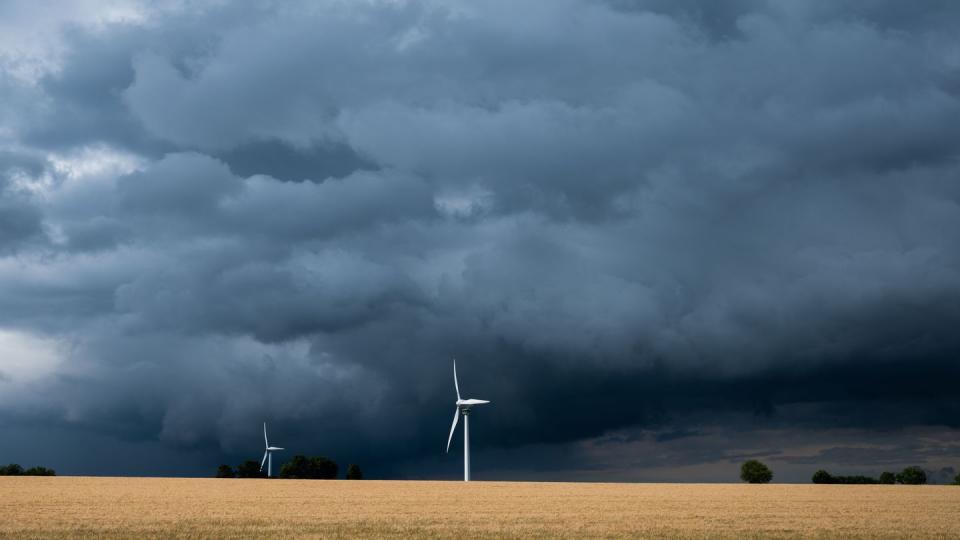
[446,407,460,453]
[264,422,268,448]
[260,450,268,471]
[453,360,461,401]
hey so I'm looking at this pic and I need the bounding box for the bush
[812,470,833,484]
[879,471,896,485]
[279,455,338,479]
[236,460,266,478]
[953,472,960,486]
[346,464,363,480]
[215,464,236,478]
[740,460,773,484]
[1,464,55,476]
[811,470,879,484]
[0,464,24,476]
[896,466,927,485]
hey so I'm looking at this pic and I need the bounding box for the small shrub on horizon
[812,470,833,484]
[346,463,363,480]
[879,472,896,485]
[216,464,236,478]
[279,455,338,479]
[236,460,266,478]
[0,464,24,476]
[740,460,773,484]
[1,464,56,476]
[896,466,927,485]
[811,470,879,484]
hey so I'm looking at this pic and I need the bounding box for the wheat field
[1,477,958,539]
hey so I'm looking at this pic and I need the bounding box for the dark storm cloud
[1,0,959,479]
[0,152,46,253]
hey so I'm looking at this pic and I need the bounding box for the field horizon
[3,476,959,538]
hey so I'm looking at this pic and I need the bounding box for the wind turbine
[260,422,284,478]
[445,360,490,481]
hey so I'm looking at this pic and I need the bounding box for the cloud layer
[1,0,959,479]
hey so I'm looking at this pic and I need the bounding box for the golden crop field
[1,477,958,539]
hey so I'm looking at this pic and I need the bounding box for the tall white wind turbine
[445,360,490,481]
[260,422,284,478]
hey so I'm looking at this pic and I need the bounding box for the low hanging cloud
[0,0,959,478]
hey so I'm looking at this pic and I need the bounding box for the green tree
[236,460,266,478]
[740,460,773,484]
[879,471,896,485]
[24,466,56,476]
[896,466,927,485]
[279,455,311,479]
[0,464,24,476]
[216,464,236,478]
[952,472,960,486]
[346,463,363,480]
[279,455,338,479]
[812,470,834,484]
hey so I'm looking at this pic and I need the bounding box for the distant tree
[953,472,960,486]
[346,464,363,480]
[279,455,338,479]
[279,455,311,479]
[236,460,266,478]
[810,470,879,484]
[740,460,773,484]
[812,470,834,484]
[0,464,24,476]
[216,464,236,478]
[24,466,56,476]
[879,472,896,485]
[896,466,927,485]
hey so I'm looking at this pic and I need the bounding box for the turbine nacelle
[457,399,490,407]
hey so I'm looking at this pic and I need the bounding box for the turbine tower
[445,360,490,481]
[260,422,284,478]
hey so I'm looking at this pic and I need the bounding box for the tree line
[0,464,56,476]
[812,467,936,485]
[215,456,363,480]
[741,459,960,485]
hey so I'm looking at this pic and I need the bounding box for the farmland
[1,477,958,538]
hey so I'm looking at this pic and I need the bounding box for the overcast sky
[1,0,959,483]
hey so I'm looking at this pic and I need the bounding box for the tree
[279,455,338,479]
[953,472,960,486]
[24,466,56,476]
[812,470,833,484]
[236,460,266,478]
[740,460,773,484]
[279,455,312,479]
[0,464,24,476]
[896,466,927,485]
[346,463,363,480]
[216,464,236,478]
[879,471,896,485]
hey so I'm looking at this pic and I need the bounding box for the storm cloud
[1,0,959,480]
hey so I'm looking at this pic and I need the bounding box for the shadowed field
[1,477,958,538]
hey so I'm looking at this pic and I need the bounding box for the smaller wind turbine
[261,422,284,478]
[445,360,490,481]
